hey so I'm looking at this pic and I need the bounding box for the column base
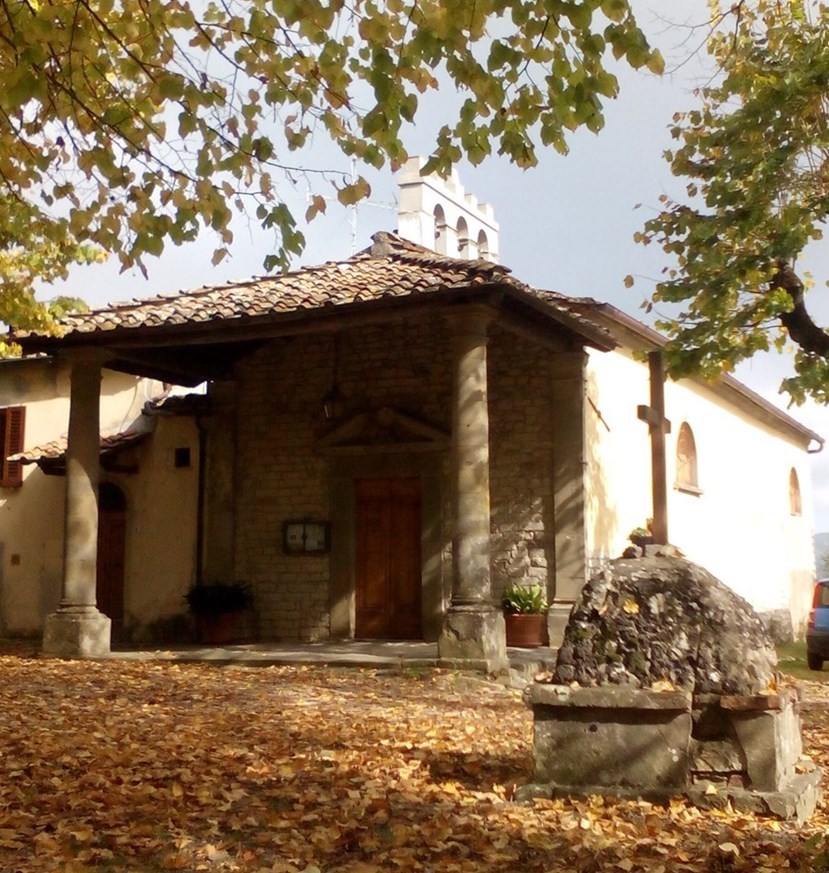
[43,610,111,658]
[438,607,508,674]
[547,602,576,649]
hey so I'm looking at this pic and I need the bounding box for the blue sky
[39,1,829,531]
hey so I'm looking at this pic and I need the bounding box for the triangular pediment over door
[315,407,449,455]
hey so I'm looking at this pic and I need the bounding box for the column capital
[443,303,497,338]
[61,347,107,369]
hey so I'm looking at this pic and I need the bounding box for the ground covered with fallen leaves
[1,654,829,873]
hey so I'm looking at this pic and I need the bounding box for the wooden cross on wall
[637,351,671,545]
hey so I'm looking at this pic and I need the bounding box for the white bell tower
[395,157,500,263]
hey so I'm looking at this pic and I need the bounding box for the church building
[7,159,821,666]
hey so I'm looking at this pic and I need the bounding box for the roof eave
[570,300,824,450]
[18,280,614,355]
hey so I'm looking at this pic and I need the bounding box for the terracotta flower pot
[504,612,548,648]
[197,611,240,645]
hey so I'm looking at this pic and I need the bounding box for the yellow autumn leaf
[651,679,676,692]
[718,842,740,856]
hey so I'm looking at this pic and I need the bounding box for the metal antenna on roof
[348,158,358,255]
[305,159,396,255]
[345,158,397,254]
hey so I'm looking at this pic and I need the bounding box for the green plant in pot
[185,581,253,645]
[502,582,549,648]
[628,524,654,550]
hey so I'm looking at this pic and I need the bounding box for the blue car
[806,579,829,670]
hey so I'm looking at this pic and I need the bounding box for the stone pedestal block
[43,611,111,658]
[438,608,508,674]
[732,703,803,791]
[519,683,821,822]
[529,685,692,790]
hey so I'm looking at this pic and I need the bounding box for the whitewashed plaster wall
[115,415,199,639]
[0,359,68,632]
[585,346,816,631]
[0,360,175,635]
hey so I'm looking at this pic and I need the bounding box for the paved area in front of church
[110,639,556,675]
[0,637,558,686]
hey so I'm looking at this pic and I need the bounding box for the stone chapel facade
[7,160,821,661]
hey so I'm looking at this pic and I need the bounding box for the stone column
[438,306,507,673]
[43,351,111,657]
[549,351,588,647]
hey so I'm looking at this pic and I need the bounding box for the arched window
[457,217,469,257]
[789,468,802,516]
[433,205,447,254]
[675,422,699,491]
[477,230,489,260]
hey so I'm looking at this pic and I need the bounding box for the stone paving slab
[107,641,441,667]
[0,638,557,687]
[98,641,558,677]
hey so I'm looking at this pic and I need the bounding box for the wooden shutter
[1,407,25,487]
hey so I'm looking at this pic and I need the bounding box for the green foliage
[0,0,662,332]
[502,582,548,614]
[0,195,100,349]
[46,296,90,320]
[637,0,829,404]
[185,581,253,615]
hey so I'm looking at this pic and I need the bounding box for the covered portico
[18,233,613,670]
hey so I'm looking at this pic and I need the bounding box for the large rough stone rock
[553,557,777,695]
[759,608,795,645]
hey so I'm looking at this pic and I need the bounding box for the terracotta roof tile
[16,232,606,344]
[12,430,148,464]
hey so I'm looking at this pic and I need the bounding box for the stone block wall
[488,327,555,604]
[231,315,560,640]
[234,335,332,640]
[233,313,453,640]
[529,685,693,790]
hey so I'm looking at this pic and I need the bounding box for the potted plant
[502,582,549,648]
[185,581,253,645]
[628,524,654,550]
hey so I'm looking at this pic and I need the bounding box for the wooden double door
[355,477,422,640]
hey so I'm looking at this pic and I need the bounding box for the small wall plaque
[283,520,330,554]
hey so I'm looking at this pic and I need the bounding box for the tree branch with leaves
[0,0,663,334]
[637,0,829,404]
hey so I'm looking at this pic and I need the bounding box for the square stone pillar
[202,379,238,583]
[43,350,111,657]
[549,352,589,647]
[438,306,507,674]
